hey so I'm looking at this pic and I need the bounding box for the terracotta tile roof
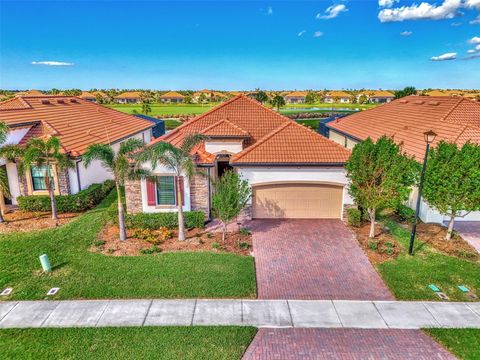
[231,121,350,165]
[79,91,96,99]
[425,90,448,97]
[114,91,142,99]
[159,91,185,99]
[327,96,480,161]
[201,119,250,138]
[152,95,349,165]
[0,96,154,156]
[284,91,308,97]
[326,91,351,98]
[16,90,44,96]
[370,90,395,98]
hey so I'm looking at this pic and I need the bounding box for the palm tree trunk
[46,176,58,226]
[446,214,456,241]
[177,178,186,241]
[116,182,127,241]
[368,208,376,238]
[222,222,227,243]
[0,191,5,223]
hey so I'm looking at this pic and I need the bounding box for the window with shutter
[156,176,176,205]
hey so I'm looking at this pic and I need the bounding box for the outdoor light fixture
[409,130,437,255]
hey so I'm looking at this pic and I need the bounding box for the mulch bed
[92,224,253,257]
[0,211,80,234]
[350,222,401,264]
[415,222,479,261]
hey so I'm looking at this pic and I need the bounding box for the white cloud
[313,31,324,37]
[267,6,273,15]
[379,0,399,8]
[471,15,480,23]
[378,0,463,22]
[31,61,74,66]
[430,52,457,61]
[468,36,480,43]
[465,0,480,9]
[451,21,463,25]
[400,30,413,36]
[297,30,307,37]
[316,4,348,20]
[467,49,477,52]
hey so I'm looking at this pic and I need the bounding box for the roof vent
[413,100,425,105]
[403,125,409,130]
[41,99,51,105]
[70,99,78,103]
[428,101,440,106]
[57,99,65,104]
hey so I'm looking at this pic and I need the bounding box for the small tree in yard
[270,95,286,110]
[21,137,75,226]
[423,141,480,241]
[139,134,205,241]
[83,138,150,241]
[346,136,418,238]
[212,170,251,243]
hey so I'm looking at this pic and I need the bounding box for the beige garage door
[252,183,343,219]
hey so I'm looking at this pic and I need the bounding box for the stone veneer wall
[190,170,210,216]
[125,179,142,214]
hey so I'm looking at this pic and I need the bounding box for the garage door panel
[253,184,343,219]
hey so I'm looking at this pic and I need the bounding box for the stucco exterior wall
[205,139,243,155]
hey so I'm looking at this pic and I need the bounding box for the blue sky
[1,0,479,90]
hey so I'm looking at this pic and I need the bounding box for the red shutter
[146,179,156,206]
[175,176,185,206]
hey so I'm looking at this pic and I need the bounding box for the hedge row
[108,206,205,230]
[17,180,115,213]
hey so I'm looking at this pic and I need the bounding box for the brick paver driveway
[453,221,480,253]
[250,219,393,300]
[242,329,456,360]
[243,219,455,360]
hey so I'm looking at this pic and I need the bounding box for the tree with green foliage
[270,95,286,110]
[20,137,74,225]
[212,170,251,243]
[83,139,150,241]
[358,94,368,104]
[0,122,11,223]
[139,134,205,241]
[184,95,193,104]
[346,136,418,238]
[394,86,417,99]
[253,90,269,104]
[198,93,208,105]
[305,92,317,104]
[63,89,82,96]
[422,141,480,240]
[141,101,152,115]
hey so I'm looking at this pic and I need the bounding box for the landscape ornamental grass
[17,180,115,213]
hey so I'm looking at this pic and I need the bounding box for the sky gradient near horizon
[1,0,479,90]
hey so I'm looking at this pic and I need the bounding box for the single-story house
[159,91,185,103]
[425,90,449,97]
[79,91,97,102]
[114,91,142,104]
[283,91,308,104]
[324,91,351,104]
[326,95,480,223]
[0,96,154,205]
[125,95,352,220]
[193,90,227,102]
[368,90,395,104]
[15,90,44,97]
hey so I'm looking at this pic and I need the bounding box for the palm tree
[21,136,74,225]
[140,134,205,241]
[83,138,150,241]
[0,121,10,223]
[142,102,151,115]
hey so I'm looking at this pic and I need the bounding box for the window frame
[155,175,177,206]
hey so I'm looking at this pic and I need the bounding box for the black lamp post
[409,130,437,255]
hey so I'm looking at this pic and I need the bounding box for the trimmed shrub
[17,180,115,213]
[347,208,362,227]
[395,204,416,224]
[116,211,205,230]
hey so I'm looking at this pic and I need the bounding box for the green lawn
[425,329,480,360]
[107,103,217,116]
[377,218,480,301]
[0,191,256,300]
[0,327,257,360]
[296,119,322,130]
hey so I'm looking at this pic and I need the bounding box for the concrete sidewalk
[1,299,480,329]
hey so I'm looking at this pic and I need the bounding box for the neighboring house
[463,93,479,101]
[192,89,226,102]
[114,91,142,104]
[425,90,448,97]
[125,95,352,220]
[283,91,308,104]
[15,90,44,96]
[326,95,480,223]
[368,90,395,104]
[324,91,351,103]
[79,91,97,102]
[159,91,185,103]
[0,96,154,205]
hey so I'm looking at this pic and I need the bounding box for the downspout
[75,160,82,192]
